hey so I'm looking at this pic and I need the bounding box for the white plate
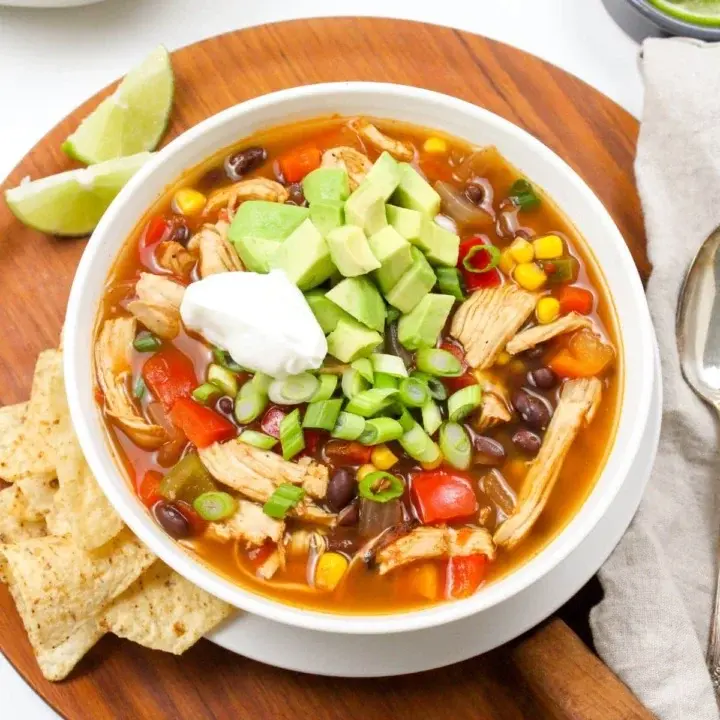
[207,341,662,677]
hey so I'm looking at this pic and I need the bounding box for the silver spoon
[677,225,720,689]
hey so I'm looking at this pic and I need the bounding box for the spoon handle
[709,535,720,692]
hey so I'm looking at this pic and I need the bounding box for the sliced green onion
[279,408,304,460]
[374,372,399,390]
[233,391,268,424]
[463,243,501,274]
[421,398,443,436]
[435,267,465,300]
[415,348,463,377]
[447,384,483,422]
[193,491,238,521]
[359,417,404,445]
[133,376,146,399]
[268,373,319,405]
[310,373,338,402]
[192,382,223,405]
[399,422,441,464]
[244,372,272,396]
[509,178,540,211]
[398,377,429,408]
[212,346,245,373]
[439,422,472,470]
[303,399,343,431]
[332,412,366,440]
[371,353,408,378]
[345,388,398,417]
[133,332,162,353]
[351,358,374,383]
[543,256,579,285]
[342,367,369,400]
[412,371,448,400]
[386,307,401,323]
[397,406,416,432]
[208,363,238,397]
[263,482,306,518]
[239,430,278,450]
[358,471,404,503]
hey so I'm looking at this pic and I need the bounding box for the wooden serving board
[0,18,652,720]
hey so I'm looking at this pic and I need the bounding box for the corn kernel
[513,262,547,291]
[421,453,443,470]
[495,350,512,366]
[173,188,207,216]
[315,552,348,591]
[508,238,534,264]
[371,445,399,470]
[357,464,377,481]
[509,359,526,374]
[423,137,447,154]
[536,296,560,324]
[533,234,564,260]
[499,248,516,276]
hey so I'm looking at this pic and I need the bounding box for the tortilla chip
[0,403,27,480]
[102,562,233,654]
[16,474,58,518]
[44,502,73,538]
[0,486,46,563]
[0,528,155,666]
[35,618,104,682]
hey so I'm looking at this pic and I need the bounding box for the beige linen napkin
[589,38,720,720]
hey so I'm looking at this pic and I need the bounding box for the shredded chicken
[126,273,185,340]
[205,178,289,215]
[494,377,603,549]
[187,221,243,277]
[155,240,196,278]
[376,526,495,575]
[450,284,536,369]
[321,146,372,191]
[472,370,512,432]
[351,119,414,161]
[256,543,286,580]
[506,312,592,355]
[205,499,284,546]
[95,317,166,449]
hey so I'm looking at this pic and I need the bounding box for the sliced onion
[435,181,494,229]
[358,497,403,538]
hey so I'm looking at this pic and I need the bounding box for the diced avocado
[387,204,423,243]
[327,317,383,363]
[303,168,350,204]
[345,184,387,236]
[417,218,460,267]
[305,290,353,333]
[385,247,436,313]
[326,276,386,332]
[326,225,381,277]
[363,151,401,200]
[368,226,413,294]
[229,201,309,272]
[390,163,441,216]
[398,293,455,350]
[310,200,345,236]
[270,219,334,290]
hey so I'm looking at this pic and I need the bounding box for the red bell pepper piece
[140,216,169,251]
[260,405,287,439]
[446,554,488,599]
[548,328,614,378]
[557,285,594,315]
[142,347,197,412]
[169,397,237,448]
[279,146,322,182]
[136,470,163,508]
[303,429,324,456]
[324,440,373,466]
[457,235,502,291]
[411,471,479,524]
[444,371,478,395]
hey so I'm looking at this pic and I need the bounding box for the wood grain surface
[0,18,652,720]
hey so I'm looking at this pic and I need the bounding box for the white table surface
[0,0,658,716]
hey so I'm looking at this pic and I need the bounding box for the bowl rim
[64,82,655,635]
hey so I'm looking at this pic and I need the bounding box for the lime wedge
[62,46,174,164]
[648,0,720,26]
[5,152,153,236]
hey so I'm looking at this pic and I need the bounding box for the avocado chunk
[386,204,423,243]
[270,218,335,291]
[345,183,387,236]
[326,225,381,277]
[368,226,413,294]
[310,200,345,236]
[363,151,401,200]
[229,201,309,272]
[390,163,441,216]
[326,317,383,363]
[398,293,455,350]
[305,290,353,333]
[303,168,350,204]
[417,218,460,267]
[385,247,436,313]
[326,276,386,332]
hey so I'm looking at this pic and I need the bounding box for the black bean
[169,223,190,247]
[523,346,545,359]
[286,183,307,207]
[512,389,552,431]
[464,183,484,205]
[528,367,558,390]
[473,435,506,466]
[337,501,359,526]
[153,501,190,539]
[512,428,542,455]
[327,468,357,512]
[217,396,234,415]
[224,146,267,181]
[326,527,363,557]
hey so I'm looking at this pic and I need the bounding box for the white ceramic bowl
[65,83,655,635]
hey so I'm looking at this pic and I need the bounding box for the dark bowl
[624,0,720,39]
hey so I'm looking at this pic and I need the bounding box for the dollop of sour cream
[180,270,327,378]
